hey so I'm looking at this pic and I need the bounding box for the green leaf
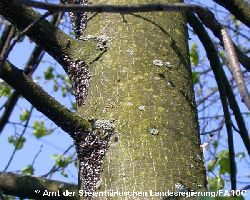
[218,51,227,65]
[74,159,78,168]
[8,135,26,150]
[61,86,69,97]
[71,102,77,111]
[44,66,54,80]
[22,165,34,175]
[4,196,15,200]
[61,171,68,177]
[208,176,224,191]
[53,82,59,92]
[0,81,12,97]
[192,72,200,84]
[32,121,52,139]
[213,140,219,149]
[20,109,30,122]
[64,76,71,85]
[52,154,71,168]
[190,43,199,66]
[218,150,231,175]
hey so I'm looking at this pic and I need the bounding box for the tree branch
[0,93,19,133]
[0,60,91,138]
[0,13,63,134]
[195,7,250,71]
[12,0,250,70]
[13,0,209,13]
[0,0,107,73]
[0,24,15,57]
[187,13,237,188]
[213,0,250,29]
[0,0,74,72]
[188,13,250,157]
[6,0,250,78]
[0,11,51,74]
[221,27,250,111]
[0,172,78,200]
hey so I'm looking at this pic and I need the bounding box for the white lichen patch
[81,35,110,50]
[139,105,145,111]
[93,119,115,132]
[154,77,161,80]
[149,128,159,135]
[126,49,134,56]
[128,102,133,106]
[96,35,110,50]
[153,59,172,68]
[175,182,189,192]
[153,59,164,67]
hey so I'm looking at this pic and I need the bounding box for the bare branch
[221,27,250,111]
[187,13,237,188]
[0,172,78,200]
[188,12,250,157]
[195,7,250,71]
[13,0,250,71]
[0,93,19,133]
[0,60,91,138]
[0,13,64,134]
[13,1,206,13]
[0,24,15,57]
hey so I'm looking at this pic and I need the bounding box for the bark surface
[78,0,207,198]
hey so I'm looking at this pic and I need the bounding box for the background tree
[0,0,249,199]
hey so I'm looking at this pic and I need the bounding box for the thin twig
[0,24,15,57]
[240,185,250,191]
[31,145,43,167]
[42,144,75,178]
[4,107,34,172]
[200,123,224,135]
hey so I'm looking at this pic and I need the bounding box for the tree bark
[78,0,207,198]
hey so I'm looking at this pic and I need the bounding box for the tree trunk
[79,0,206,198]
